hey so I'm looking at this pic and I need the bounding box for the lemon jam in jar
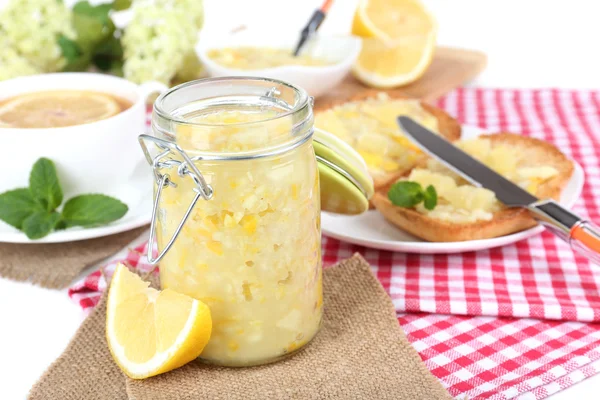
[140,78,322,367]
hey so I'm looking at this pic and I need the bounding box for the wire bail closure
[138,134,214,265]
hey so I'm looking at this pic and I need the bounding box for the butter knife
[397,116,600,264]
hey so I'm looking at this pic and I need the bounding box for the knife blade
[396,116,600,265]
[397,116,537,207]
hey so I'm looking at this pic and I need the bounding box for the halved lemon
[0,90,121,128]
[106,264,212,379]
[351,0,437,88]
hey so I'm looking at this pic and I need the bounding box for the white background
[2,0,600,399]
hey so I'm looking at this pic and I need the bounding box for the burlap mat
[29,254,451,400]
[0,227,147,289]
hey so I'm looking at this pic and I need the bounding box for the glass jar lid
[152,77,314,159]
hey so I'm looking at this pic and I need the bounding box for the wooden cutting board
[315,46,486,112]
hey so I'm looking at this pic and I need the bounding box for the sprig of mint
[388,181,438,211]
[0,158,128,239]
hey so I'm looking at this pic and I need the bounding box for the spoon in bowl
[293,0,334,56]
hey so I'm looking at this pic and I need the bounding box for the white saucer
[322,126,585,254]
[0,160,153,244]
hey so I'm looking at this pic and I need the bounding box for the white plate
[322,125,585,254]
[0,160,153,244]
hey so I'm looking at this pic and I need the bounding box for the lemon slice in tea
[0,90,122,128]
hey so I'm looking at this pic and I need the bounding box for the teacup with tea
[0,73,167,199]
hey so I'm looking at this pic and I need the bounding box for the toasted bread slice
[315,90,461,190]
[372,133,574,242]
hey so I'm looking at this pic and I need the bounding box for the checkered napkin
[70,89,600,400]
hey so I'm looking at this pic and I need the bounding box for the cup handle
[138,81,169,103]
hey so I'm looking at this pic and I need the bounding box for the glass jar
[139,77,322,367]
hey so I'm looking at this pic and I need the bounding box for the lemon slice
[351,0,437,88]
[0,90,122,128]
[106,264,212,379]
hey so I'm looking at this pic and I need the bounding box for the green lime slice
[317,161,369,215]
[314,128,372,196]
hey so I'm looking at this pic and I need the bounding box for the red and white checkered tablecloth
[70,88,600,400]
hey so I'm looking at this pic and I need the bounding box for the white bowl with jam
[195,30,361,98]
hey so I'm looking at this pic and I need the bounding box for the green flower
[0,0,75,74]
[122,0,203,84]
[0,32,41,80]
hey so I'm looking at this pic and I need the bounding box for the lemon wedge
[351,0,437,88]
[106,264,212,379]
[0,90,121,128]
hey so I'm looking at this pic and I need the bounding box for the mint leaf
[62,194,128,227]
[388,181,424,208]
[29,158,63,211]
[0,188,43,229]
[72,2,115,46]
[58,34,85,70]
[73,13,109,48]
[55,220,67,230]
[108,58,124,77]
[92,34,124,71]
[423,185,438,210]
[62,1,117,73]
[112,0,132,11]
[22,211,61,239]
[73,1,112,24]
